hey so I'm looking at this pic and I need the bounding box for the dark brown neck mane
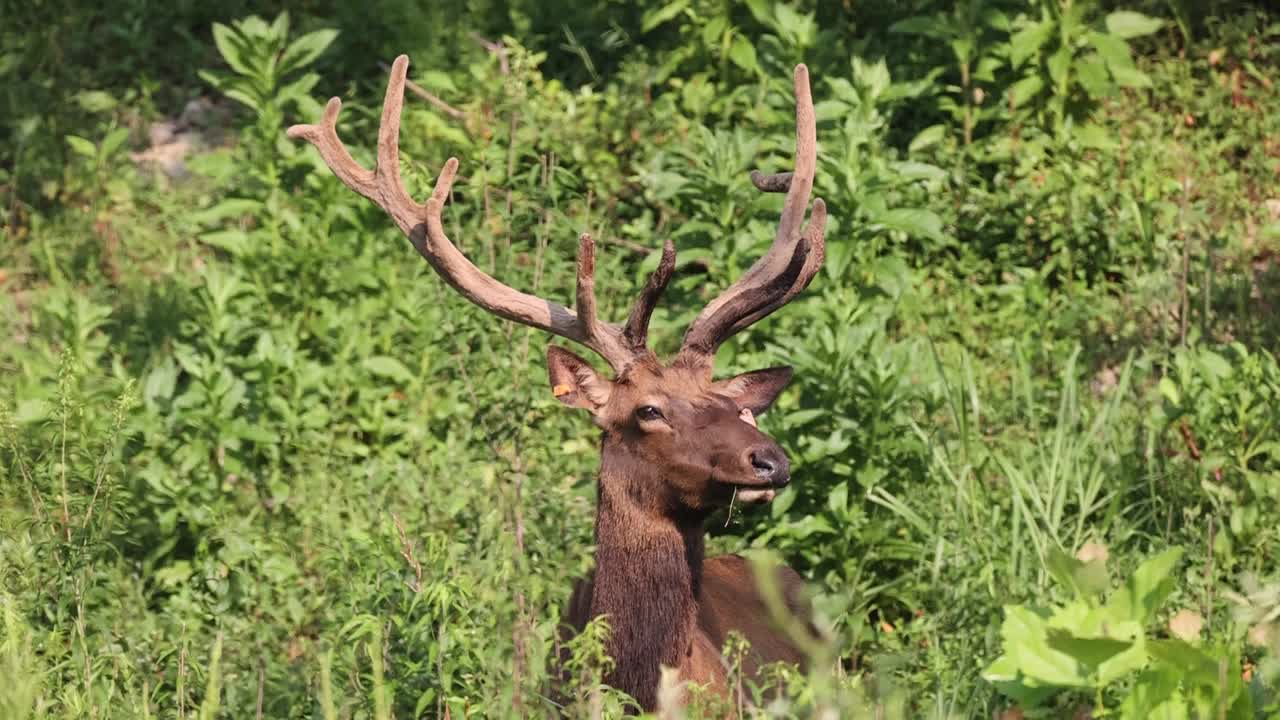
[590,451,707,709]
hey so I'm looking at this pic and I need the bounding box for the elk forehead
[611,362,732,410]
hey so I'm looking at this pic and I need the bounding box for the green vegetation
[3,1,1279,717]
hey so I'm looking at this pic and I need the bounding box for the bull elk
[288,55,827,712]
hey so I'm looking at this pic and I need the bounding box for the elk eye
[635,405,664,422]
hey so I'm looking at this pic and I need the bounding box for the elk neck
[589,444,707,708]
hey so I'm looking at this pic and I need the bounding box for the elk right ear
[547,346,613,412]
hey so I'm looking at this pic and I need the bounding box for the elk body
[289,56,828,712]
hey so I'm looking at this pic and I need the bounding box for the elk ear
[547,346,613,413]
[713,366,793,416]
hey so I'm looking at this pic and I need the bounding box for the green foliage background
[2,0,1279,717]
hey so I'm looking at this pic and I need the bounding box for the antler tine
[286,98,379,201]
[725,198,826,336]
[288,55,638,372]
[372,55,427,230]
[622,238,677,350]
[679,64,825,368]
[681,231,812,357]
[749,170,794,194]
[575,233,603,339]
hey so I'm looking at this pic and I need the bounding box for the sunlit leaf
[1106,548,1183,625]
[1010,20,1053,68]
[66,135,97,159]
[728,35,760,75]
[641,1,690,32]
[211,23,254,77]
[877,207,944,242]
[278,29,338,77]
[1105,11,1163,40]
[363,356,415,384]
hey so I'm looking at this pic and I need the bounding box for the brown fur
[552,354,815,712]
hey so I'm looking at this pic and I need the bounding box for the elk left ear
[547,345,613,413]
[713,366,794,416]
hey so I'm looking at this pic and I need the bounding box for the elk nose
[749,447,791,487]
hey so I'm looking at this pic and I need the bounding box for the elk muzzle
[748,445,791,487]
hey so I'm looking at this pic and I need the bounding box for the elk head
[288,56,827,521]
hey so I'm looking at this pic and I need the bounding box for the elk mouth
[712,455,791,505]
[731,485,777,504]
[717,478,786,505]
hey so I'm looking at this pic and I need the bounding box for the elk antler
[287,55,676,372]
[678,65,828,369]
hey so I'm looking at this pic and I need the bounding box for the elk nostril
[750,451,775,476]
[749,448,791,487]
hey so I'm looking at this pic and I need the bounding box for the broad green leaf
[362,356,414,384]
[907,124,947,153]
[782,514,835,539]
[1158,376,1181,406]
[728,35,760,75]
[1047,611,1146,684]
[191,199,264,227]
[1074,123,1117,150]
[1119,668,1188,719]
[66,135,97,158]
[269,11,290,41]
[743,0,771,25]
[197,69,226,91]
[1197,349,1233,379]
[1047,547,1111,597]
[199,230,251,256]
[998,606,1088,687]
[856,58,892,101]
[101,127,130,158]
[75,90,118,113]
[641,1,689,32]
[1006,75,1044,108]
[1111,65,1152,88]
[211,23,254,77]
[1076,57,1112,98]
[701,16,727,48]
[222,87,263,112]
[1010,20,1053,68]
[1106,548,1183,625]
[1105,11,1163,39]
[982,654,1060,708]
[14,399,50,424]
[982,8,1011,32]
[1046,46,1071,87]
[784,409,824,427]
[975,55,1004,82]
[889,15,950,39]
[1045,548,1082,594]
[1146,639,1219,680]
[891,161,947,182]
[419,69,457,93]
[1095,637,1148,685]
[1090,31,1136,71]
[950,36,975,64]
[277,73,320,104]
[877,208,944,242]
[826,481,848,515]
[773,4,815,45]
[144,358,179,406]
[1045,630,1134,670]
[278,29,338,77]
[770,483,798,517]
